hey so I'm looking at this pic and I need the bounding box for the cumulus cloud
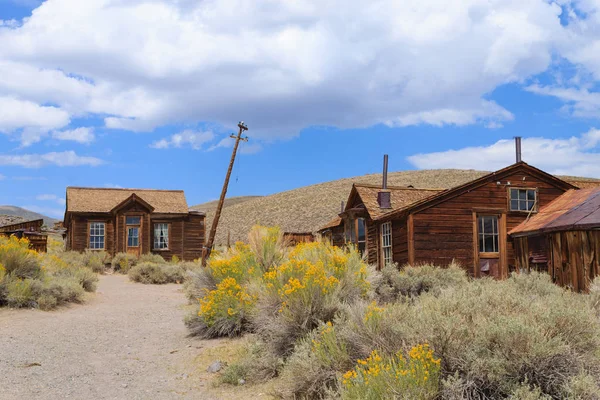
[52,127,95,144]
[36,194,66,205]
[150,130,215,150]
[0,0,580,142]
[0,96,70,145]
[407,129,600,177]
[0,151,104,168]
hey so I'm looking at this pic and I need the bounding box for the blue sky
[1,0,600,219]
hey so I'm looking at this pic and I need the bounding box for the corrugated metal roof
[510,187,600,237]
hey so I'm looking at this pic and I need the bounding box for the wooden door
[126,216,142,257]
[473,212,507,279]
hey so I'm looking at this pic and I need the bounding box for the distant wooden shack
[0,219,48,252]
[64,187,205,261]
[510,187,600,292]
[283,232,314,246]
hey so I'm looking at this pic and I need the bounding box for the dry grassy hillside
[192,196,263,214]
[195,169,600,245]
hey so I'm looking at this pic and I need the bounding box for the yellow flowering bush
[0,236,42,279]
[341,344,440,400]
[196,277,256,337]
[208,242,257,283]
[248,225,288,270]
[0,262,5,282]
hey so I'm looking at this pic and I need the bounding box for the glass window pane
[519,190,526,201]
[126,216,141,225]
[357,219,366,242]
[527,190,536,201]
[510,199,519,210]
[519,200,526,210]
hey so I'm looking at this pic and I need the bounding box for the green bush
[336,272,600,399]
[139,253,166,264]
[112,252,137,273]
[128,262,167,284]
[73,268,98,292]
[0,238,42,279]
[37,294,58,311]
[376,263,468,302]
[163,264,185,283]
[5,278,36,308]
[31,276,85,305]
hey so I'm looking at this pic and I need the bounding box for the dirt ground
[0,274,276,400]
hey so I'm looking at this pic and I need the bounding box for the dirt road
[0,274,218,400]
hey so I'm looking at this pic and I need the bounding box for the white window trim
[381,221,393,266]
[89,222,105,250]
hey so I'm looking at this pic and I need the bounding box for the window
[154,223,169,249]
[126,216,141,225]
[381,222,392,266]
[127,227,139,247]
[478,216,499,253]
[510,188,536,212]
[89,222,105,250]
[357,218,366,255]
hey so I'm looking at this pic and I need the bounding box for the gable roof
[319,216,343,231]
[65,187,190,215]
[376,162,577,221]
[510,187,600,237]
[350,184,443,220]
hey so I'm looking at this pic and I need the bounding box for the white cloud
[0,0,577,140]
[150,130,215,150]
[0,151,104,168]
[103,183,122,188]
[52,127,95,144]
[0,96,70,146]
[36,194,66,205]
[0,174,5,180]
[407,129,600,177]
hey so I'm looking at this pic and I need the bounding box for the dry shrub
[0,236,42,279]
[82,250,110,273]
[247,225,288,270]
[252,243,372,358]
[32,276,85,305]
[72,268,98,292]
[138,253,166,264]
[128,262,167,284]
[337,272,600,399]
[220,338,284,386]
[111,252,137,273]
[37,293,58,311]
[184,266,216,303]
[5,278,36,308]
[376,263,468,302]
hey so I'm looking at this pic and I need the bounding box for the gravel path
[0,274,217,400]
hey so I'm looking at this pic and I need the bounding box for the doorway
[126,216,141,257]
[473,211,507,279]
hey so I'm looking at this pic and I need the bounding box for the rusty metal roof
[510,187,600,237]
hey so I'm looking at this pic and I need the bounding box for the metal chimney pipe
[382,154,389,189]
[515,137,522,163]
[340,201,344,213]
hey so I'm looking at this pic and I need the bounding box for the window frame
[477,215,499,254]
[88,221,106,250]
[380,221,393,266]
[356,217,366,256]
[127,226,140,248]
[508,187,538,213]
[153,223,170,251]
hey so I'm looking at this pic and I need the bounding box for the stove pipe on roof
[378,154,392,209]
[515,136,522,163]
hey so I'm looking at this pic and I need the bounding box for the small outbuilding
[0,219,48,252]
[510,187,600,292]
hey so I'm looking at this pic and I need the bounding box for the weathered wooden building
[318,183,441,264]
[318,139,594,278]
[510,187,600,292]
[0,219,48,252]
[64,188,205,260]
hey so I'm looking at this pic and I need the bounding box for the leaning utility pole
[202,121,248,266]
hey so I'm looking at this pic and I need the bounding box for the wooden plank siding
[408,172,570,275]
[66,212,205,261]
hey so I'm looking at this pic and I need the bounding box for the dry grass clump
[376,263,468,302]
[111,252,137,273]
[0,236,96,310]
[128,262,186,284]
[138,253,166,264]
